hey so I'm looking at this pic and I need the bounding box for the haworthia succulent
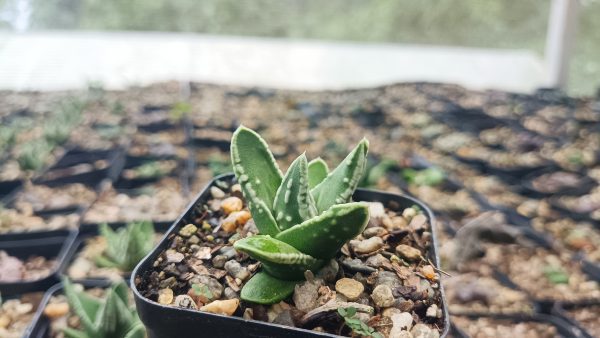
[307,157,329,189]
[234,235,322,279]
[228,126,371,304]
[275,202,370,259]
[240,271,298,304]
[62,278,145,338]
[96,221,155,272]
[273,154,317,230]
[231,126,283,236]
[310,139,369,213]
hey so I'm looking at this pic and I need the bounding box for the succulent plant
[230,126,370,304]
[95,221,155,272]
[17,139,53,171]
[62,278,145,338]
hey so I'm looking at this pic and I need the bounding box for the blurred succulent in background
[359,158,397,188]
[62,278,145,338]
[402,167,445,186]
[17,140,53,171]
[231,126,370,304]
[96,221,155,272]
[169,101,192,122]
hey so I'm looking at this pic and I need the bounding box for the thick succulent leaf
[311,139,369,213]
[307,157,329,189]
[234,235,322,279]
[273,153,317,230]
[97,221,155,271]
[63,278,102,336]
[231,126,282,236]
[275,202,370,259]
[240,271,298,305]
[246,200,281,237]
[234,235,320,267]
[63,327,89,338]
[99,223,126,267]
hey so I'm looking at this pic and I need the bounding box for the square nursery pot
[0,229,77,296]
[131,174,450,338]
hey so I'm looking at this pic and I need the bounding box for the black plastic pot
[34,147,125,187]
[131,174,450,338]
[24,280,113,338]
[0,229,77,296]
[451,313,586,338]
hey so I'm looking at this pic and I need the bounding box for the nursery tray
[0,229,77,296]
[131,174,450,338]
[34,147,125,187]
[551,302,599,338]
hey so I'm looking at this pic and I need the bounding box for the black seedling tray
[0,229,77,296]
[131,174,450,338]
[519,169,594,199]
[24,280,113,338]
[551,302,600,338]
[0,179,23,202]
[34,147,125,187]
[137,121,178,133]
[113,155,183,189]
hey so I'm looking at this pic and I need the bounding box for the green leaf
[231,126,282,236]
[273,154,317,230]
[402,167,445,186]
[62,278,101,336]
[240,271,298,304]
[234,235,322,280]
[275,202,370,259]
[311,139,369,213]
[96,221,155,272]
[543,265,569,284]
[307,157,329,189]
[360,159,396,188]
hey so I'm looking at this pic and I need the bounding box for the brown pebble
[158,288,174,305]
[395,244,421,261]
[221,197,243,214]
[335,278,364,301]
[200,298,239,316]
[44,302,69,319]
[222,210,252,233]
[420,265,436,280]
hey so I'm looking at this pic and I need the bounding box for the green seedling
[95,221,155,272]
[62,278,145,338]
[231,126,370,304]
[359,158,396,188]
[338,307,383,338]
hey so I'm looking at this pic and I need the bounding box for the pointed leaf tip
[231,126,282,236]
[273,153,317,230]
[311,139,369,213]
[307,157,329,189]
